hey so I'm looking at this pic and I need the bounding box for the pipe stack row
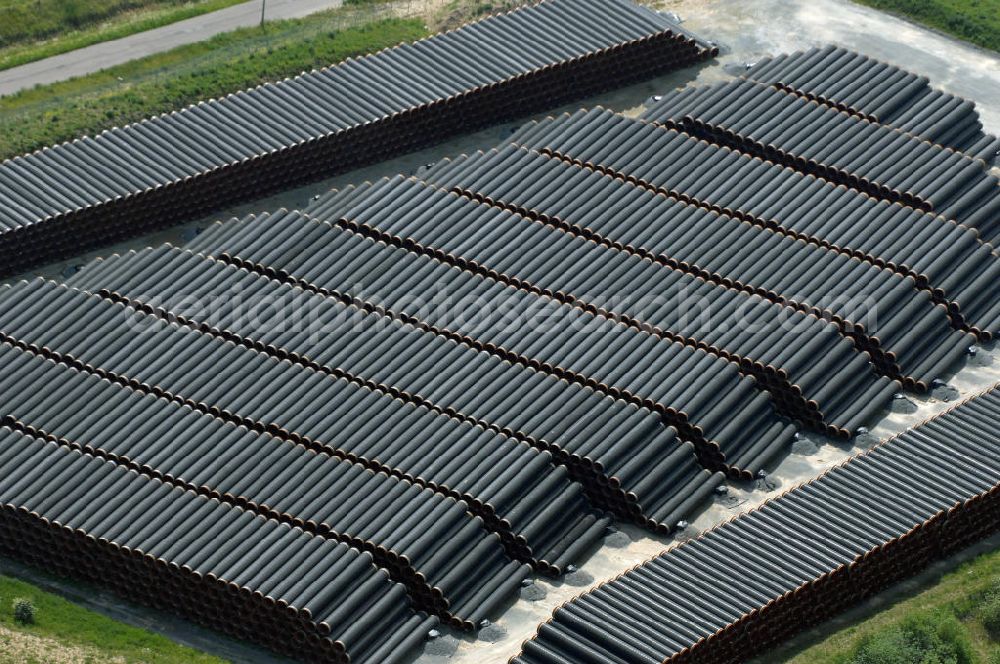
[744,45,1000,166]
[301,175,900,439]
[508,108,1000,341]
[641,79,1000,246]
[0,342,529,629]
[0,426,435,664]
[419,145,974,389]
[65,245,723,533]
[0,279,610,576]
[183,208,798,479]
[0,0,717,279]
[512,384,1000,664]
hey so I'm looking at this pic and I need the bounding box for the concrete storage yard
[0,0,999,662]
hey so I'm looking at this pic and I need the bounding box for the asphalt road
[0,0,345,97]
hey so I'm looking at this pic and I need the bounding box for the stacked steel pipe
[744,45,1000,165]
[509,108,1000,339]
[301,175,899,437]
[0,0,716,279]
[0,342,528,628]
[513,384,1000,664]
[0,426,436,663]
[184,210,798,478]
[0,279,609,574]
[65,245,723,534]
[5,34,996,664]
[417,145,974,387]
[641,80,1000,244]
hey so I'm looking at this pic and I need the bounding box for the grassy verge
[854,0,1000,53]
[0,573,223,663]
[0,0,249,71]
[432,0,523,31]
[0,8,429,160]
[781,546,1000,663]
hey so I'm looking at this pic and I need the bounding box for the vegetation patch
[0,0,247,71]
[12,597,35,625]
[432,0,520,32]
[847,610,974,664]
[0,573,222,663]
[854,0,1000,53]
[979,582,1000,639]
[781,546,1000,663]
[0,13,429,160]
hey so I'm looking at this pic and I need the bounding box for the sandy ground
[2,0,999,663]
[0,624,127,664]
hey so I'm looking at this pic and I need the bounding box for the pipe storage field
[509,108,1000,340]
[0,0,998,659]
[0,0,715,279]
[302,176,901,439]
[420,146,979,382]
[743,45,1000,165]
[513,384,1000,664]
[0,343,527,629]
[0,424,437,663]
[65,246,724,534]
[0,279,611,576]
[641,81,1000,245]
[184,209,799,479]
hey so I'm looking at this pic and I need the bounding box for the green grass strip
[0,573,224,664]
[0,0,249,71]
[855,0,1000,53]
[0,12,429,160]
[782,545,1000,663]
